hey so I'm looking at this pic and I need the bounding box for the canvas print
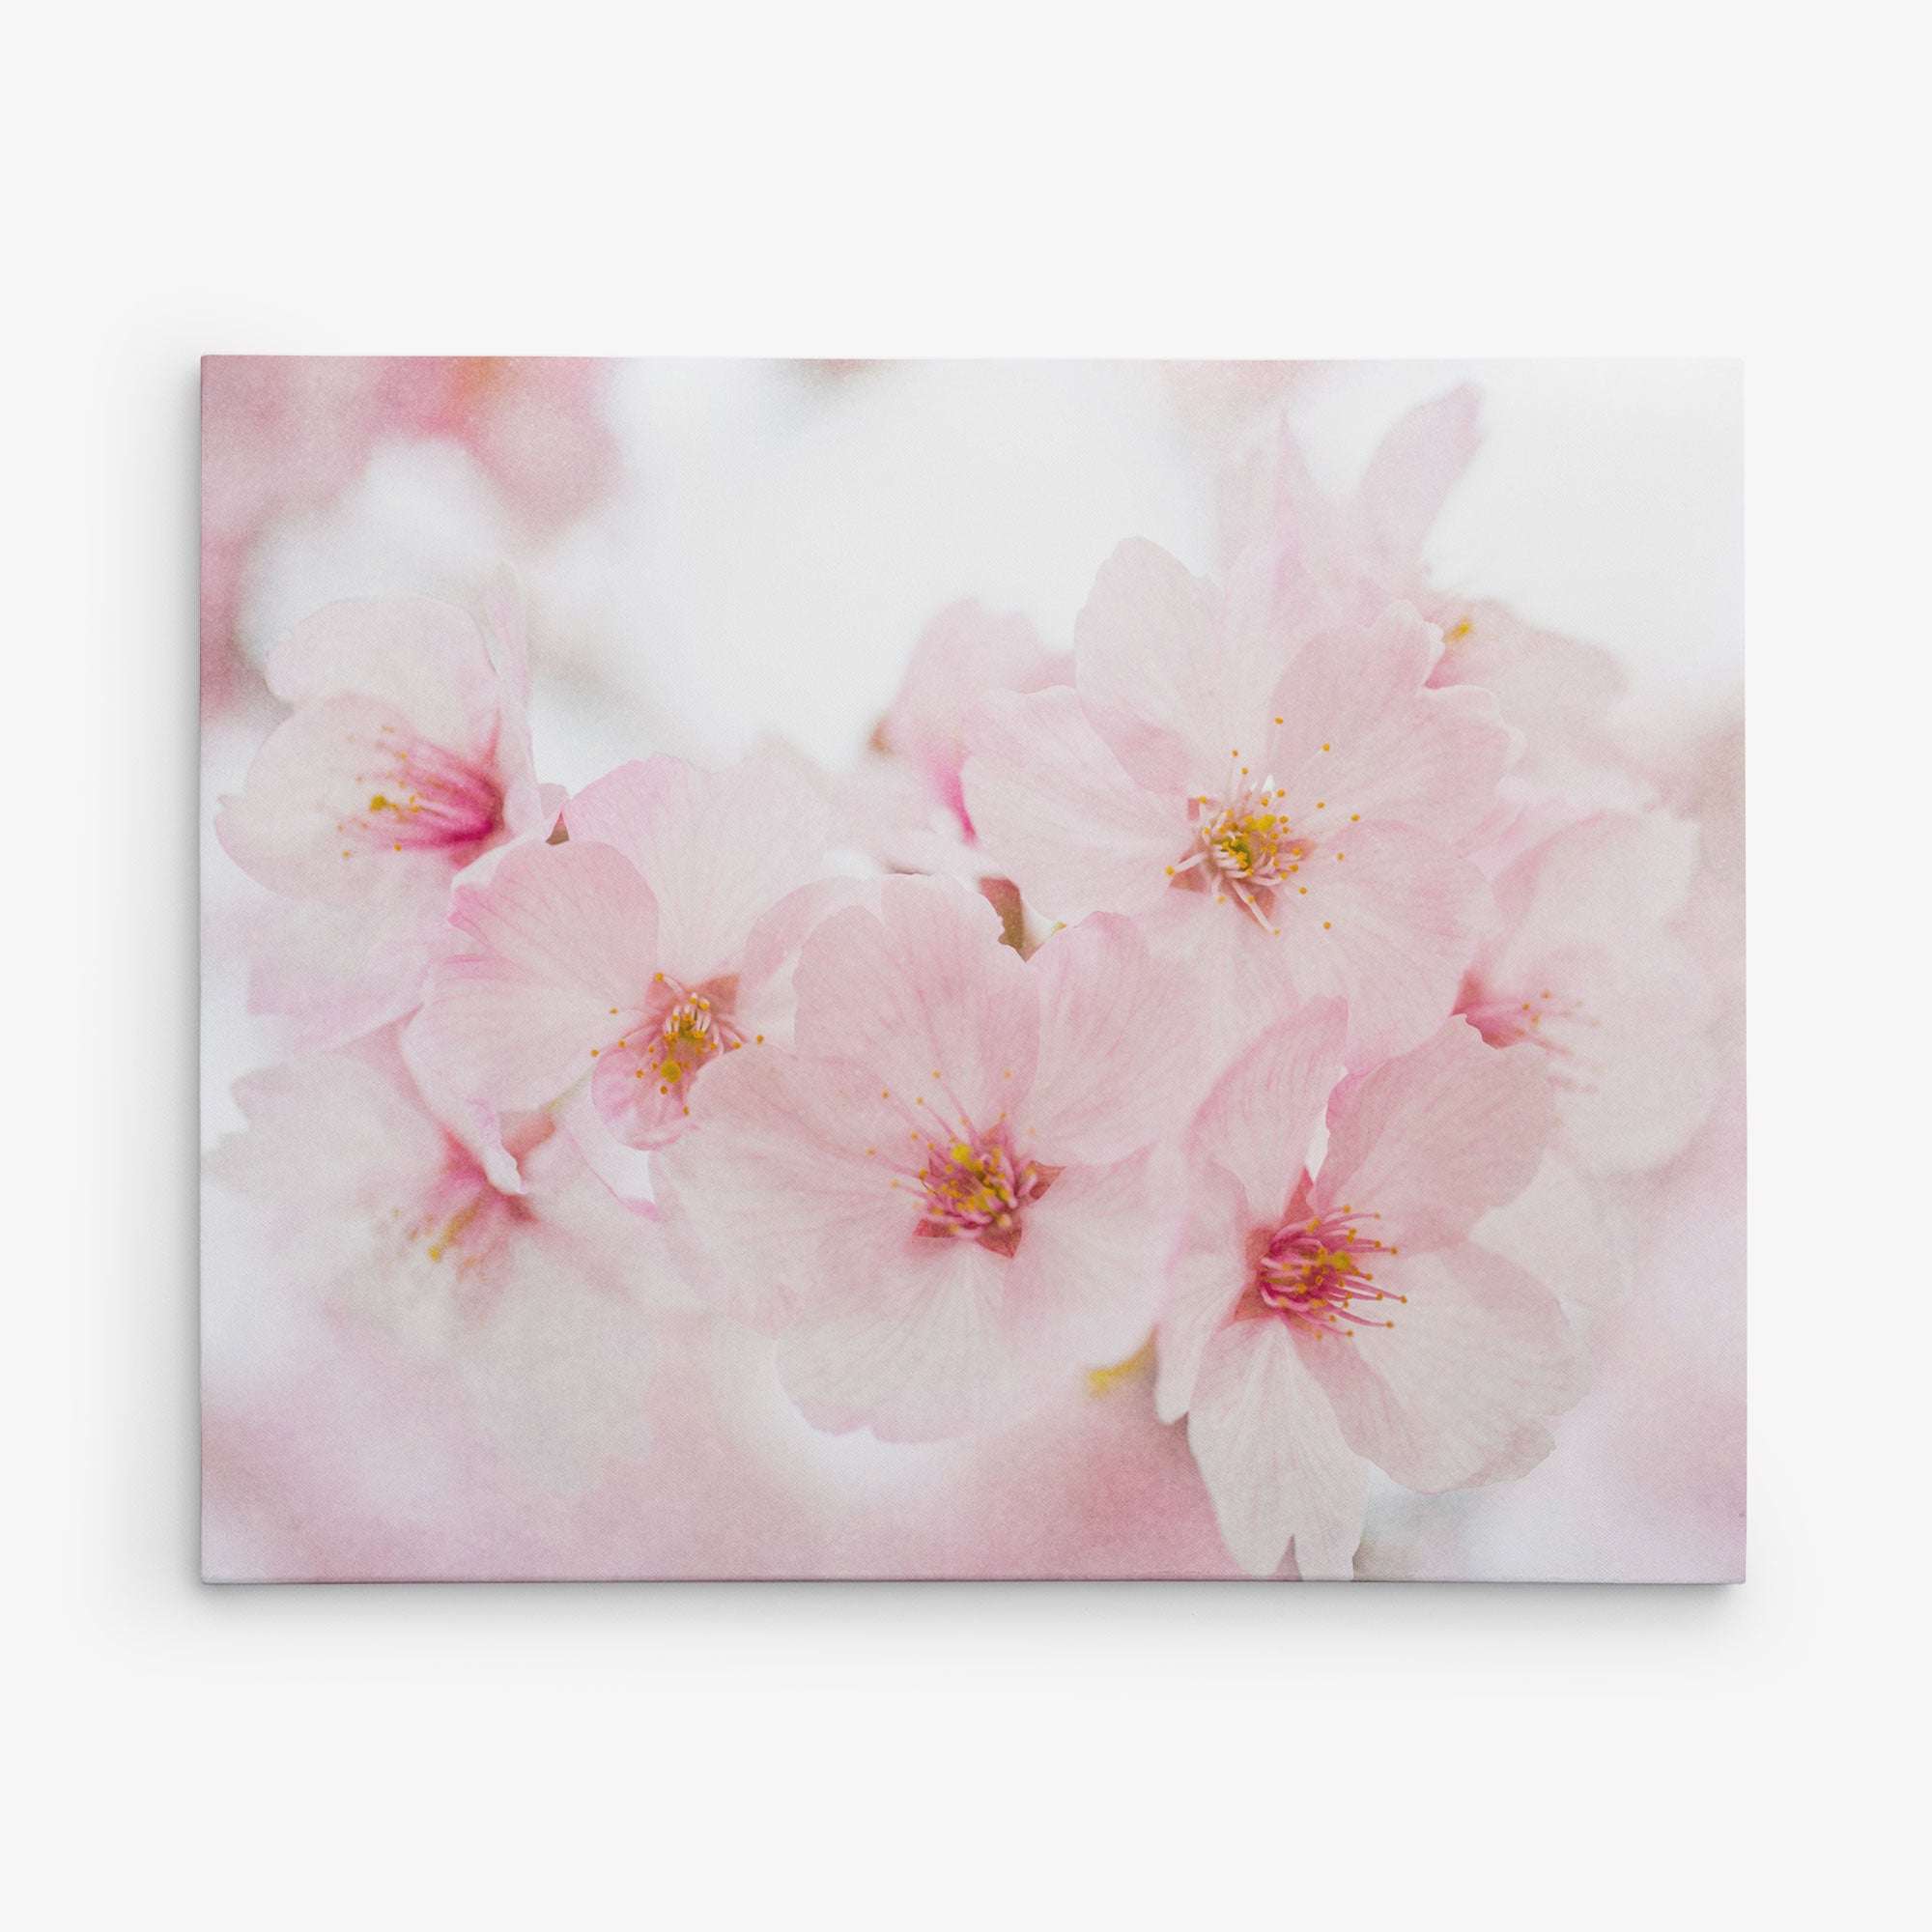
[200,358,1743,1580]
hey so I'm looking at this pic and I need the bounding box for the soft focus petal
[208,1051,446,1212]
[1538,938,1719,1175]
[1073,537,1242,788]
[266,594,499,759]
[883,599,1068,815]
[1318,1019,1553,1249]
[1492,810,1701,955]
[1475,1151,1631,1327]
[244,865,462,1046]
[1187,1320,1367,1578]
[1352,384,1482,580]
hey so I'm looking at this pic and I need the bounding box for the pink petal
[1024,913,1208,1165]
[736,876,872,1012]
[266,595,499,762]
[1002,1150,1169,1372]
[1266,605,1513,848]
[209,1051,445,1212]
[217,695,457,902]
[406,840,657,1110]
[1475,1151,1631,1326]
[1537,938,1719,1175]
[1072,537,1233,790]
[960,687,1179,923]
[1428,598,1627,781]
[1154,1162,1253,1424]
[562,753,835,984]
[1187,1319,1367,1578]
[1269,821,1492,1065]
[1299,1240,1581,1492]
[777,1237,1028,1443]
[650,1043,909,1335]
[244,865,460,1047]
[884,599,1068,803]
[1492,809,1701,952]
[1184,1001,1348,1225]
[1352,384,1482,581]
[791,876,1039,1132]
[1317,1018,1553,1250]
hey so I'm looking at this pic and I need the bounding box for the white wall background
[11,4,1927,1929]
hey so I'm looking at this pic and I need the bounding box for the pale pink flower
[207,1032,665,1502]
[876,599,1070,841]
[215,586,557,1044]
[1220,384,1487,635]
[1225,385,1635,797]
[1159,1010,1582,1577]
[1456,809,1717,1175]
[403,752,847,1179]
[961,538,1509,1065]
[652,876,1198,1441]
[828,602,1069,896]
[207,1033,655,1348]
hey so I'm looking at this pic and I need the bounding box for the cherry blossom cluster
[211,387,1717,1577]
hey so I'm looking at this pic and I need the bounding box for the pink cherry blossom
[207,1031,657,1348]
[1221,384,1486,637]
[215,586,558,1044]
[876,599,1070,840]
[830,602,1069,895]
[1224,385,1635,798]
[207,1031,667,1506]
[404,752,850,1180]
[961,538,1509,1065]
[1456,809,1717,1175]
[652,876,1199,1441]
[1158,1009,1582,1577]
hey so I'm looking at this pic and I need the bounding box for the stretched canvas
[200,358,1744,1581]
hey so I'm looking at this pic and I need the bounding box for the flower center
[1168,773,1311,930]
[654,989,742,1090]
[403,1151,532,1278]
[350,728,502,857]
[1458,975,1589,1080]
[1257,1205,1404,1338]
[912,1124,1049,1257]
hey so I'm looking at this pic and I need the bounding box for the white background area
[11,4,1926,1928]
